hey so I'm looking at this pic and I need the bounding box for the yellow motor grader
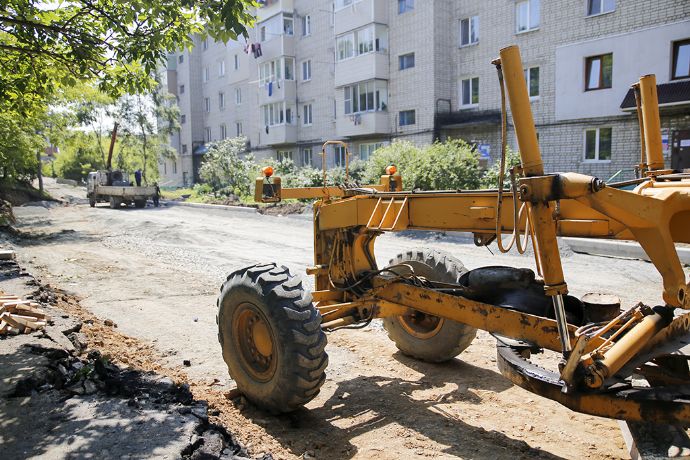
[216,46,690,434]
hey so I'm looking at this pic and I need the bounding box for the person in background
[134,169,142,187]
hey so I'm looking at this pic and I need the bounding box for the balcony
[260,124,297,146]
[335,52,388,87]
[336,111,390,138]
[257,35,295,62]
[257,0,293,22]
[335,0,388,35]
[258,79,296,105]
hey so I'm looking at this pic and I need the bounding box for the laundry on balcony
[246,43,263,58]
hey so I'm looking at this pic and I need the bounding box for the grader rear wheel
[109,196,121,209]
[217,263,328,413]
[382,249,477,363]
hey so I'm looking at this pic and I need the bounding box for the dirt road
[9,179,672,459]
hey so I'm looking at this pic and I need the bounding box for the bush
[480,148,522,189]
[363,139,483,191]
[199,137,254,197]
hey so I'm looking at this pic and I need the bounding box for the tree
[0,1,255,109]
[199,137,254,197]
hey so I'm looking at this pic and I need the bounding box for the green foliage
[480,148,522,189]
[199,137,254,197]
[0,0,255,111]
[51,131,105,182]
[0,110,41,181]
[363,139,483,191]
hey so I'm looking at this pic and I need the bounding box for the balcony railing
[336,111,390,137]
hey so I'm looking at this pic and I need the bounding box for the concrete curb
[161,200,258,214]
[562,237,690,265]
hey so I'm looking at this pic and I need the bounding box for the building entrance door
[671,129,690,171]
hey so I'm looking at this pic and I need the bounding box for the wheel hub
[398,312,445,339]
[233,304,276,381]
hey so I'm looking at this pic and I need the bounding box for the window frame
[515,0,540,34]
[583,127,612,162]
[220,123,227,140]
[203,66,210,83]
[398,0,414,14]
[672,39,690,80]
[302,14,311,36]
[303,103,313,126]
[204,97,211,113]
[219,60,226,77]
[236,122,243,136]
[359,142,384,161]
[302,59,312,81]
[277,150,293,162]
[585,53,613,91]
[234,54,239,70]
[219,92,225,110]
[586,0,615,17]
[301,148,313,167]
[205,127,212,142]
[334,145,347,167]
[524,66,540,99]
[460,16,479,47]
[460,77,480,107]
[399,110,415,126]
[235,88,242,105]
[399,53,415,70]
[343,80,388,115]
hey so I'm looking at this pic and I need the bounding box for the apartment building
[159,0,690,187]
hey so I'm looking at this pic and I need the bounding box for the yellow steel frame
[254,45,690,422]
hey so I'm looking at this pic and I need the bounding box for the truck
[86,123,160,209]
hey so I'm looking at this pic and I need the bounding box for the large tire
[217,263,328,413]
[382,249,477,363]
[134,199,146,209]
[109,196,121,209]
[89,196,96,208]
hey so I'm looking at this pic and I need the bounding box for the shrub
[198,137,254,197]
[480,148,522,189]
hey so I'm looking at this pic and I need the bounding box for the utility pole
[36,149,43,193]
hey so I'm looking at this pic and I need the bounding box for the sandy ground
[7,178,679,460]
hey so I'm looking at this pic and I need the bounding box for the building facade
[159,0,690,187]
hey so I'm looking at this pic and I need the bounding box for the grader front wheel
[383,249,477,363]
[217,263,328,413]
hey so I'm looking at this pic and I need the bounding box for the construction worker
[134,169,142,187]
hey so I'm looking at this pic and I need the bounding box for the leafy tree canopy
[0,0,255,112]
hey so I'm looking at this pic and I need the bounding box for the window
[302,14,311,36]
[234,54,239,70]
[336,25,388,61]
[584,127,612,161]
[335,0,353,9]
[399,110,415,126]
[179,84,185,94]
[163,162,167,175]
[202,38,208,50]
[357,27,373,54]
[525,67,540,98]
[398,0,414,14]
[173,161,177,174]
[672,39,690,80]
[236,122,243,136]
[303,104,313,126]
[220,124,227,140]
[335,145,347,166]
[461,77,479,106]
[258,57,294,85]
[260,26,267,42]
[180,114,186,124]
[516,0,540,33]
[587,0,615,16]
[460,16,479,46]
[302,60,312,81]
[182,144,187,154]
[344,80,388,114]
[302,148,313,166]
[359,143,383,161]
[235,88,242,105]
[203,66,210,83]
[284,57,294,80]
[204,97,211,113]
[399,53,415,70]
[219,92,225,109]
[283,16,294,35]
[277,150,293,162]
[178,54,184,63]
[585,53,612,90]
[205,127,212,142]
[337,33,354,60]
[219,60,226,76]
[262,102,294,126]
